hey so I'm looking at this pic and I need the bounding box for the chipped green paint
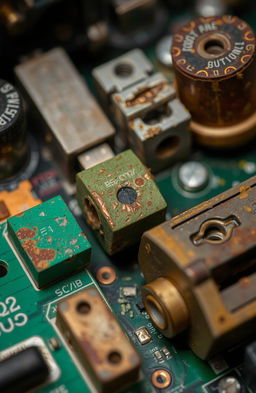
[7,196,91,288]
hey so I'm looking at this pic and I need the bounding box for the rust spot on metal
[135,178,144,187]
[239,185,252,199]
[125,82,168,107]
[143,126,161,139]
[239,277,252,288]
[114,95,122,103]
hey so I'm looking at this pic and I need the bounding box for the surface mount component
[15,47,115,180]
[139,176,256,359]
[0,80,28,180]
[92,49,153,109]
[7,195,91,288]
[76,149,167,254]
[0,346,49,393]
[172,15,256,148]
[134,327,152,345]
[57,286,141,393]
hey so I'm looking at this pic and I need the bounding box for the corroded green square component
[7,195,91,288]
[76,149,167,255]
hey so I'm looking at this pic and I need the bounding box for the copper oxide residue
[83,197,102,231]
[91,191,115,228]
[121,201,142,213]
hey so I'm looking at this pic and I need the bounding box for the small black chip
[0,346,50,393]
[136,299,146,312]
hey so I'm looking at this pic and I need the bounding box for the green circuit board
[0,143,255,392]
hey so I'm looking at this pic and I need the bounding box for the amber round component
[96,266,116,285]
[171,15,256,147]
[151,369,172,389]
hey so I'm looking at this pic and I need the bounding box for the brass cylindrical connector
[142,277,189,338]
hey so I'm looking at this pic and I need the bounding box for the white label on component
[105,169,136,188]
[0,296,28,335]
[55,279,83,297]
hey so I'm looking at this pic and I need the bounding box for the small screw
[178,161,209,192]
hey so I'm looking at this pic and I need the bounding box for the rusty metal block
[15,48,115,180]
[112,73,191,172]
[92,49,153,109]
[128,99,191,173]
[57,286,141,393]
[139,176,256,359]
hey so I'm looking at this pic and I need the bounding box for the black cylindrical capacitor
[0,79,28,180]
